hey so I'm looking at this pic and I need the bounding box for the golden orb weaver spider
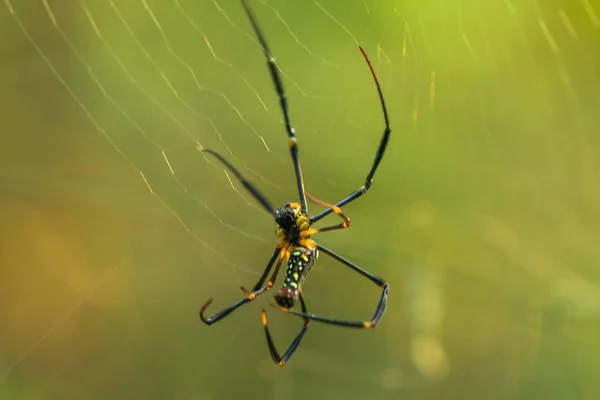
[200,0,391,366]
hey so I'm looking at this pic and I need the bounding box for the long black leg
[202,148,275,215]
[262,292,310,366]
[241,0,308,213]
[200,246,285,325]
[271,244,388,328]
[310,47,392,224]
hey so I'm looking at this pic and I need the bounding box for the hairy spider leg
[199,245,287,324]
[202,148,275,215]
[262,292,310,367]
[199,0,391,367]
[300,192,351,238]
[310,47,392,224]
[271,244,388,329]
[241,0,308,213]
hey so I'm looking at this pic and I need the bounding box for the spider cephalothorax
[199,0,391,367]
[274,203,308,245]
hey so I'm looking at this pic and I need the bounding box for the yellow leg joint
[278,246,288,259]
[299,239,317,249]
[296,215,308,227]
[300,229,320,238]
[261,310,268,326]
[298,221,310,231]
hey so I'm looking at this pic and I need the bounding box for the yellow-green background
[1,0,599,399]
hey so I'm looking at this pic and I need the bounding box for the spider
[200,0,391,366]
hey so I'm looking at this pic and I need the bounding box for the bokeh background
[1,0,600,399]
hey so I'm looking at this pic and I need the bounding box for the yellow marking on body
[293,272,299,280]
[276,228,285,237]
[299,222,310,231]
[301,253,309,262]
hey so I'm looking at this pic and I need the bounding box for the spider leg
[271,244,388,328]
[202,148,275,215]
[262,292,310,366]
[300,192,350,238]
[310,47,392,224]
[200,246,286,325]
[241,0,308,213]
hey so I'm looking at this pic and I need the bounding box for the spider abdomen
[274,247,317,308]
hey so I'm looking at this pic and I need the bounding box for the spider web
[1,0,600,398]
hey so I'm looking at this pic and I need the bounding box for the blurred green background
[1,0,600,399]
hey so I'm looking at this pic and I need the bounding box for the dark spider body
[274,247,317,308]
[273,204,318,308]
[199,0,392,366]
[274,205,303,244]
